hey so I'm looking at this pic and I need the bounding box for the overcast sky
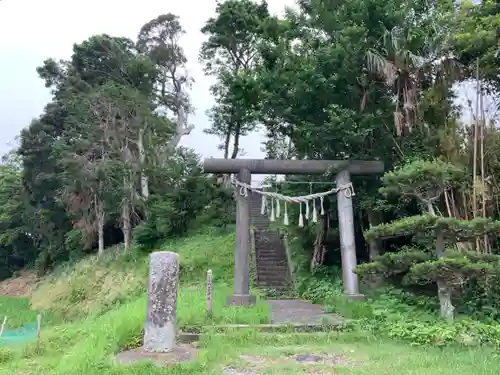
[0,0,495,164]
[0,0,295,160]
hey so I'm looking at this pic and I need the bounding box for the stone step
[257,261,287,266]
[256,269,286,275]
[256,232,281,237]
[256,278,292,285]
[256,251,287,256]
[255,237,282,242]
[257,266,290,274]
[257,276,290,283]
[257,266,288,272]
[257,241,281,244]
[256,278,290,285]
[252,220,269,224]
[256,238,282,243]
[256,248,286,253]
[256,245,285,250]
[257,269,288,274]
[255,244,284,249]
[257,288,291,293]
[257,264,289,270]
[256,253,287,258]
[252,224,270,229]
[258,260,287,264]
[257,260,288,265]
[257,283,291,291]
[257,260,287,265]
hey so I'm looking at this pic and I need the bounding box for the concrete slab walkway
[266,299,343,325]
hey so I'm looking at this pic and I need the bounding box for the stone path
[266,299,343,325]
[223,350,362,374]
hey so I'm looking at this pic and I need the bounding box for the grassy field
[1,293,499,375]
[0,229,499,374]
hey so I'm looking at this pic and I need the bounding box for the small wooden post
[36,314,42,348]
[206,269,213,318]
[0,316,7,338]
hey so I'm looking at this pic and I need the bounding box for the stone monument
[116,251,197,366]
[144,251,179,352]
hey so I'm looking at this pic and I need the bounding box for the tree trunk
[230,122,242,159]
[94,193,105,256]
[223,132,231,159]
[97,206,105,256]
[165,105,194,155]
[366,209,382,260]
[138,127,149,199]
[435,225,454,320]
[310,214,328,272]
[122,201,131,250]
[437,280,454,322]
[427,201,436,215]
[122,176,132,251]
[426,199,455,320]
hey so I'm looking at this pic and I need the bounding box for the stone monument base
[226,294,257,306]
[115,344,198,367]
[344,293,365,301]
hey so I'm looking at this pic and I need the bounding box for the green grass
[30,229,250,320]
[0,297,38,327]
[1,228,499,374]
[1,305,498,375]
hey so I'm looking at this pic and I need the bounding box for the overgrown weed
[2,229,500,373]
[30,230,242,320]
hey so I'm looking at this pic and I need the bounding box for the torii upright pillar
[202,159,384,304]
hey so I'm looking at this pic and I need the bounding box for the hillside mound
[30,229,238,320]
[0,271,38,297]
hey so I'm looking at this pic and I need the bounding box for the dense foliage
[0,0,498,325]
[2,15,234,275]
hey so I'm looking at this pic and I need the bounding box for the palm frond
[366,49,398,84]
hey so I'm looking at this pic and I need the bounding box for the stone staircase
[249,189,269,231]
[249,190,292,293]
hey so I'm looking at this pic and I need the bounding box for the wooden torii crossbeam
[202,158,384,305]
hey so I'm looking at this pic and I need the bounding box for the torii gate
[202,158,384,305]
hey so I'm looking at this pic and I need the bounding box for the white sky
[0,0,294,161]
[0,0,496,166]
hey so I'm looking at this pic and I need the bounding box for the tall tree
[137,14,194,190]
[0,152,35,279]
[249,0,459,266]
[82,82,153,250]
[365,1,462,135]
[18,34,158,262]
[451,0,500,92]
[200,0,270,158]
[18,103,73,271]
